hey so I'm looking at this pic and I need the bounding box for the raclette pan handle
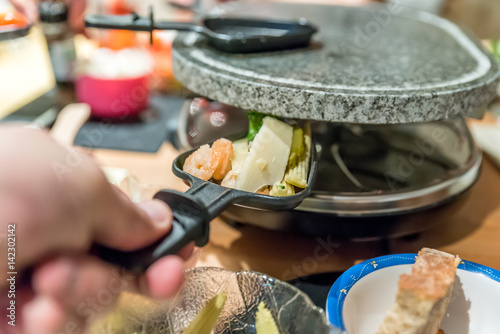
[85,13,202,33]
[85,13,154,32]
[91,180,242,274]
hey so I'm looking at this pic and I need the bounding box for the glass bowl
[89,267,333,334]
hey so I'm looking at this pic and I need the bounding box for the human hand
[0,125,193,334]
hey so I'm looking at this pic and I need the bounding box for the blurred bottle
[39,0,76,83]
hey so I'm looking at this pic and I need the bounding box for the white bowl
[326,253,500,334]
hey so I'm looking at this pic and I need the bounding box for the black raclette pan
[84,8,317,53]
[93,140,318,273]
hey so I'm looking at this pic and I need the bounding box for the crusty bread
[376,248,460,334]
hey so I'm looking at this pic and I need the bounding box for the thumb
[92,195,173,251]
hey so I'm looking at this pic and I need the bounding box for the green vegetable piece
[492,40,500,63]
[247,111,267,142]
[288,127,305,168]
[182,292,227,334]
[285,123,311,189]
[246,111,281,142]
[256,302,280,334]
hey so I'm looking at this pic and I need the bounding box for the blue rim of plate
[326,253,500,331]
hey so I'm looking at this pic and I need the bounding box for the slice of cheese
[230,138,249,173]
[236,117,292,193]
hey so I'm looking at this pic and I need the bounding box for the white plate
[327,254,500,334]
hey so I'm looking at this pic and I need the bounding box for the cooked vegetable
[247,111,281,142]
[255,302,280,334]
[288,127,305,169]
[237,117,293,193]
[270,180,295,197]
[247,111,267,142]
[182,292,227,334]
[491,40,500,63]
[285,123,311,188]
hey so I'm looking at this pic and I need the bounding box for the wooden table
[92,123,500,281]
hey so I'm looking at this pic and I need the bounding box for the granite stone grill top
[172,2,500,124]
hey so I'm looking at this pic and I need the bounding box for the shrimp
[211,138,233,180]
[183,144,214,181]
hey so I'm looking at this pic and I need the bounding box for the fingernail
[23,297,63,334]
[139,200,172,228]
[146,256,185,298]
[34,258,77,296]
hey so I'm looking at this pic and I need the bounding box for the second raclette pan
[84,9,317,53]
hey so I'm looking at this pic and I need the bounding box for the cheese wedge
[237,117,292,193]
[230,138,249,173]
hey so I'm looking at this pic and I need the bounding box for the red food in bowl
[76,75,149,119]
[0,11,28,30]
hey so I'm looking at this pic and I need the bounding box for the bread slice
[376,248,460,334]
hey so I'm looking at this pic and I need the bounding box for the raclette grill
[170,2,500,239]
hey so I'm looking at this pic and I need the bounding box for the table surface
[91,116,500,281]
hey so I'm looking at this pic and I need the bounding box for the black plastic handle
[85,13,154,32]
[92,182,242,274]
[182,177,247,217]
[84,13,203,33]
[92,190,205,274]
[155,21,205,33]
